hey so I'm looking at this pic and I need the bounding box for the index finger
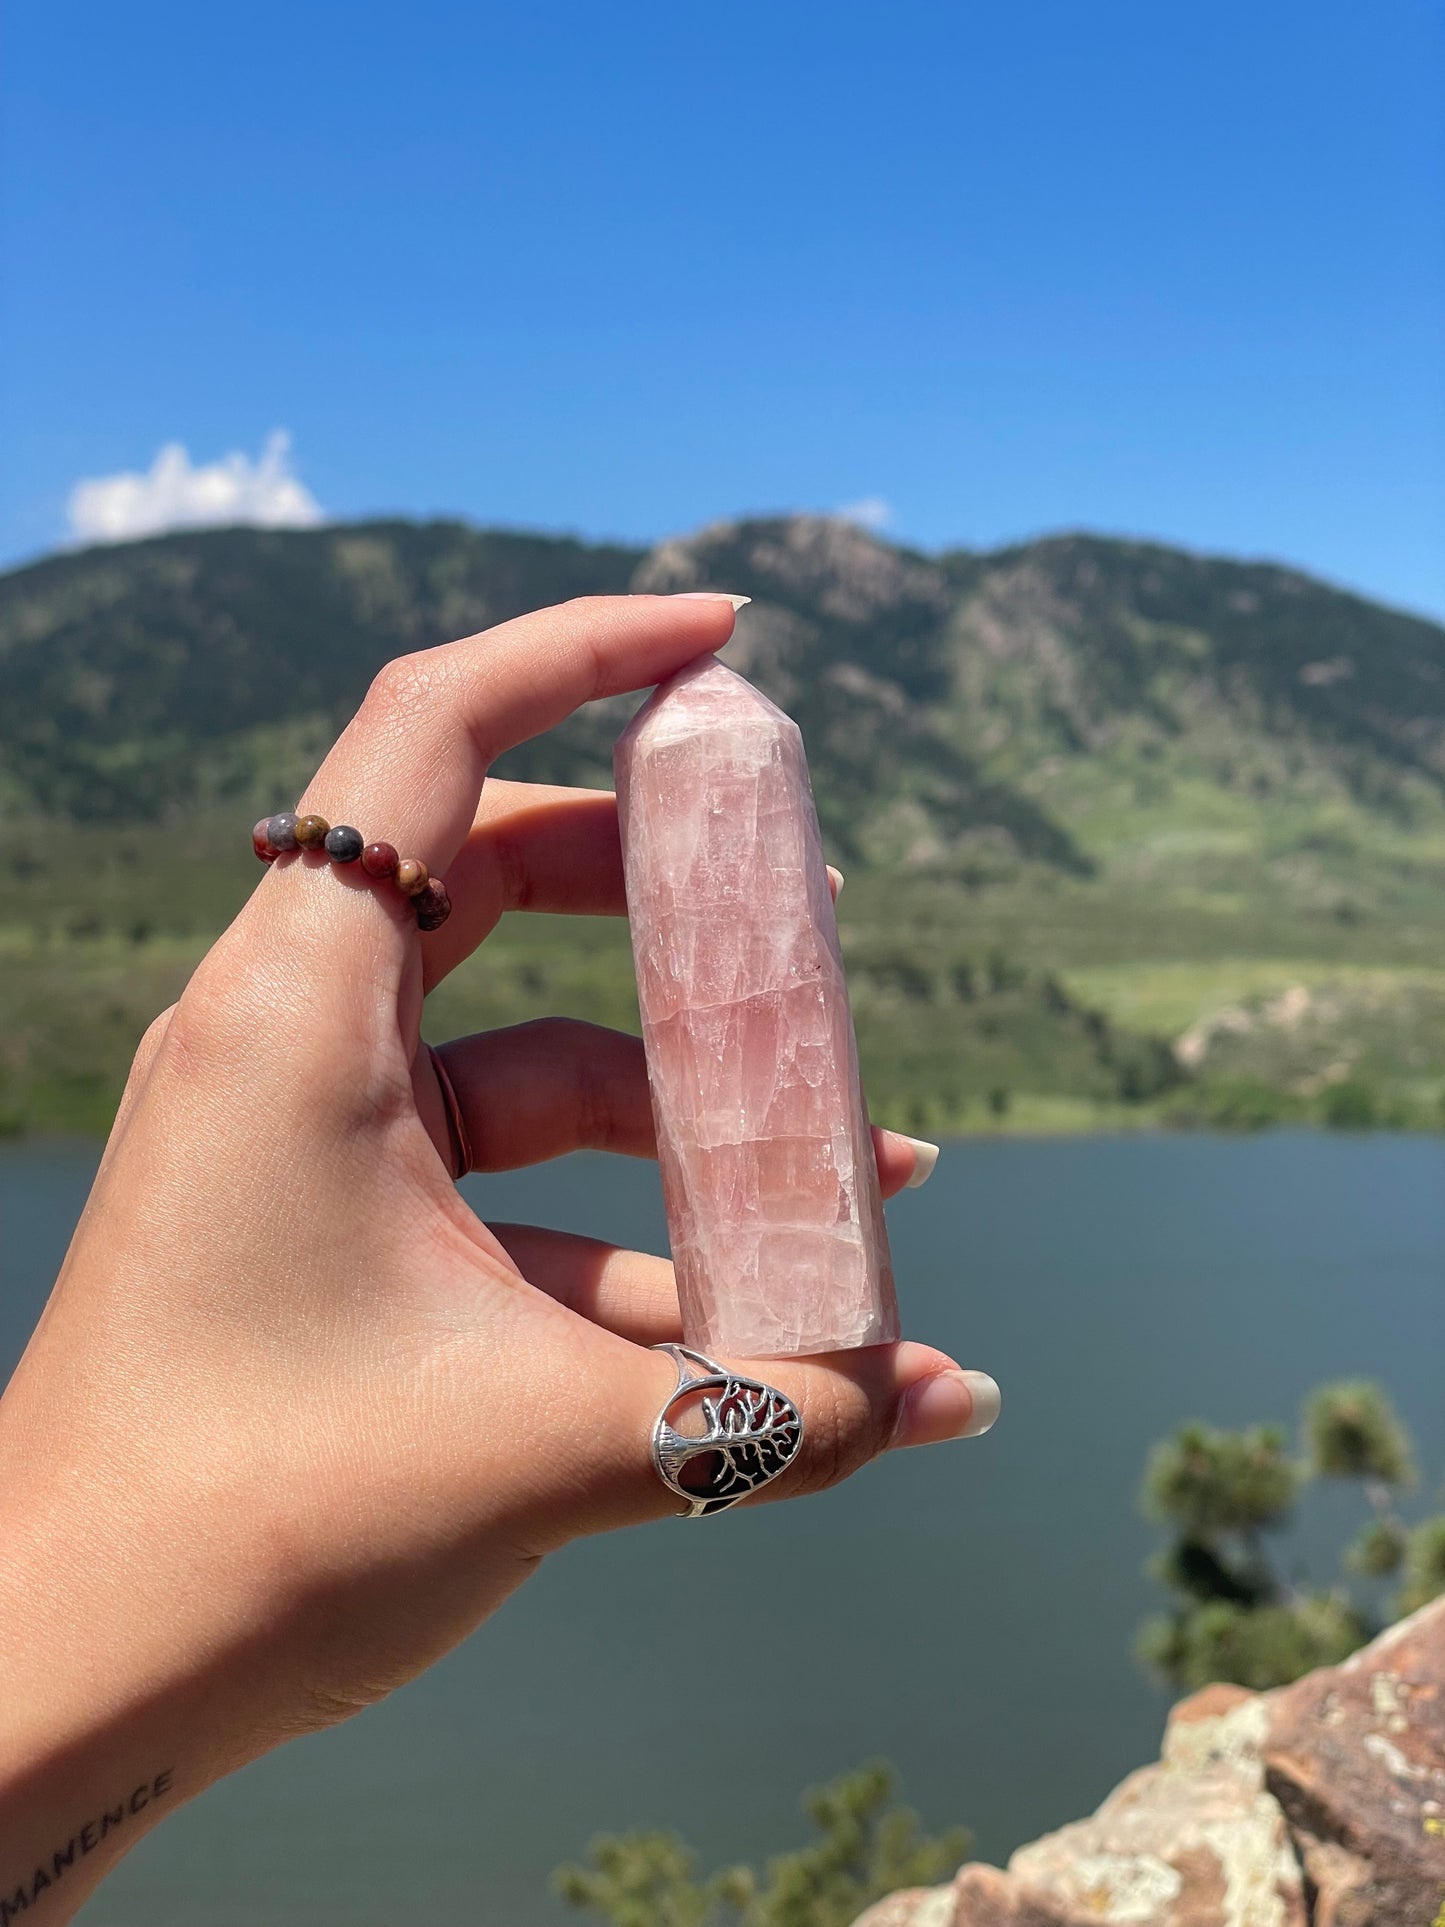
[298,593,742,881]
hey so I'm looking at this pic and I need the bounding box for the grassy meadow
[5,515,1445,1140]
[6,804,1443,1142]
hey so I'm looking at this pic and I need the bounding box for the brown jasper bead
[395,857,430,897]
[360,840,400,879]
[293,813,331,850]
[252,817,279,862]
[415,878,452,931]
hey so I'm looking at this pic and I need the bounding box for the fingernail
[894,1370,1001,1449]
[826,864,846,901]
[901,1136,940,1188]
[671,592,751,610]
[959,1371,1002,1436]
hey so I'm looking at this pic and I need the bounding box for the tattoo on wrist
[2,1769,174,1922]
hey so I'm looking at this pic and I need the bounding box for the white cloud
[833,495,893,532]
[67,431,324,544]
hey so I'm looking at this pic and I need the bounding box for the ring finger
[431,1020,936,1186]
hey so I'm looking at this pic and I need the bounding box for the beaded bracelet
[252,811,452,930]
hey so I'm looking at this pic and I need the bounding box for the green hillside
[3,515,1444,1138]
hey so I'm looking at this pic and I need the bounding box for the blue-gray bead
[324,823,365,864]
[266,811,299,853]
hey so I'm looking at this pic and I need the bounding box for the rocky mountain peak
[634,515,953,625]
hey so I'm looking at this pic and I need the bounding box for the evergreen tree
[1139,1381,1445,1691]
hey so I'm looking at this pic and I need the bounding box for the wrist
[0,1513,282,1926]
[0,1383,301,1921]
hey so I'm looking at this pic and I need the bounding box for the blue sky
[3,0,1442,614]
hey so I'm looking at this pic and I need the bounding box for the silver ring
[649,1344,804,1519]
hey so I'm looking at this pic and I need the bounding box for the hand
[0,595,996,1922]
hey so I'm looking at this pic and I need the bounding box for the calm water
[3,1135,1442,1926]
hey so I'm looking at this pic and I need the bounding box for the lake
[3,1134,1443,1926]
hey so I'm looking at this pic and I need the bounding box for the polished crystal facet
[616,656,899,1358]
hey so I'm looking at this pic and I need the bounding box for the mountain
[3,515,1444,1138]
[5,515,1442,882]
[0,523,636,823]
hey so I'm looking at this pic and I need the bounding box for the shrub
[1162,1078,1294,1132]
[1143,1423,1298,1536]
[1321,1078,1379,1130]
[1347,1517,1408,1578]
[1138,1379,1435,1691]
[1138,1595,1365,1694]
[1399,1519,1445,1616]
[1304,1381,1413,1486]
[555,1764,970,1927]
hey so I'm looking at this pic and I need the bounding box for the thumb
[519,1323,1001,1548]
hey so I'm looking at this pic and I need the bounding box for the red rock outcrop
[855,1598,1445,1927]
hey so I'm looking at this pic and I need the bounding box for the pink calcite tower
[615,655,899,1358]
